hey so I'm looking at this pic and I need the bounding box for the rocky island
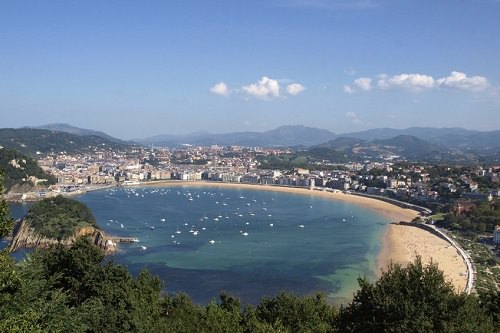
[9,195,116,254]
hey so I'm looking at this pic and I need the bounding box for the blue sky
[1,0,499,139]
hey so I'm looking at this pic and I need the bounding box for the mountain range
[1,124,499,163]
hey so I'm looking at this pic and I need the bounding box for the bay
[10,185,390,305]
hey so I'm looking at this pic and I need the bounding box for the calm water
[9,185,390,305]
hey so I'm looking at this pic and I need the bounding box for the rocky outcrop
[9,220,117,254]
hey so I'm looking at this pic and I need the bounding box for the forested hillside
[0,147,56,192]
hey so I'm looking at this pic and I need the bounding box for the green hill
[22,195,98,240]
[0,128,133,156]
[0,147,56,192]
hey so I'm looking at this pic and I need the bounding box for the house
[453,201,476,216]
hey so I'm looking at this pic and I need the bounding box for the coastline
[133,180,468,292]
[7,180,468,293]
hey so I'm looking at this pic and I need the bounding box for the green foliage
[0,237,498,332]
[24,195,97,240]
[0,128,131,156]
[0,170,13,238]
[439,201,500,233]
[254,292,336,333]
[337,257,495,332]
[0,147,56,192]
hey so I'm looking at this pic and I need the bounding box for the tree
[0,170,13,238]
[337,257,494,332]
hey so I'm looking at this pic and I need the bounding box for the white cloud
[242,76,281,100]
[286,83,305,96]
[347,71,492,94]
[437,71,489,91]
[345,111,361,124]
[378,73,435,91]
[343,85,355,94]
[209,82,230,97]
[353,77,372,91]
[211,77,305,100]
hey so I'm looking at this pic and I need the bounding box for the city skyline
[1,0,499,140]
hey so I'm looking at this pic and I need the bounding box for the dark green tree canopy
[24,195,97,239]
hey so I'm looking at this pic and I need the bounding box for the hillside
[0,147,56,192]
[9,195,115,253]
[29,123,127,144]
[0,128,133,156]
[309,134,477,163]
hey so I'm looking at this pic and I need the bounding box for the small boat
[193,231,199,236]
[269,223,274,227]
[150,226,155,230]
[140,246,147,250]
[242,232,249,236]
[160,218,166,222]
[209,240,216,244]
[299,225,305,228]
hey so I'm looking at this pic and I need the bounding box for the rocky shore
[9,220,117,254]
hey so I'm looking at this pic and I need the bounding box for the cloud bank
[344,71,490,93]
[210,76,305,100]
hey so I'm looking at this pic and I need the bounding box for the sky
[1,0,499,139]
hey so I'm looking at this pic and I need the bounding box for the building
[494,225,500,245]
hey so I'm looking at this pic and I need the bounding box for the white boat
[160,218,166,222]
[269,223,274,227]
[209,240,216,244]
[242,232,249,236]
[140,246,147,250]
[150,226,155,230]
[299,225,305,228]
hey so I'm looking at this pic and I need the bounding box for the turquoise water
[10,185,390,305]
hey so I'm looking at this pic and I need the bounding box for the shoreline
[6,180,469,293]
[131,180,468,292]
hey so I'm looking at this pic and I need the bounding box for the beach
[133,180,469,292]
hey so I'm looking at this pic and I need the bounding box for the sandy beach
[134,180,468,292]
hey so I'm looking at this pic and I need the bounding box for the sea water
[10,185,390,305]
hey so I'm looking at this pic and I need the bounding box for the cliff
[9,220,117,254]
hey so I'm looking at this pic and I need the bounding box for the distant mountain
[371,135,448,160]
[141,125,337,147]
[335,127,500,158]
[0,128,133,156]
[309,134,480,163]
[341,127,480,142]
[28,123,127,144]
[313,137,367,152]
